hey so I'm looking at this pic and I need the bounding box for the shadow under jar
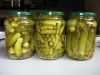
[35,11,65,60]
[4,11,35,59]
[65,12,97,60]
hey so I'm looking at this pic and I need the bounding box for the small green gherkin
[4,19,15,33]
[14,38,23,58]
[66,19,77,26]
[7,33,21,48]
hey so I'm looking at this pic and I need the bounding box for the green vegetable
[92,20,97,27]
[66,19,77,26]
[65,15,97,60]
[85,28,96,56]
[35,15,65,59]
[8,47,15,54]
[30,34,34,50]
[78,20,86,27]
[11,21,18,27]
[14,37,23,58]
[66,26,75,32]
[40,30,57,34]
[51,35,56,43]
[22,48,28,54]
[18,19,34,26]
[41,20,62,26]
[66,33,73,57]
[78,28,88,56]
[4,16,34,59]
[40,25,54,30]
[23,42,29,48]
[53,35,60,47]
[4,19,14,33]
[71,29,80,56]
[7,33,21,48]
[36,33,44,43]
[23,35,30,43]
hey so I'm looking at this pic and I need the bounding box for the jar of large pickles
[36,11,65,60]
[66,12,97,60]
[4,11,34,59]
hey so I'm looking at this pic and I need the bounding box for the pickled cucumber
[7,33,21,48]
[65,15,97,60]
[66,19,77,26]
[4,19,15,33]
[41,20,62,26]
[14,38,23,58]
[35,12,65,59]
[36,34,64,59]
[4,15,34,59]
[78,28,88,56]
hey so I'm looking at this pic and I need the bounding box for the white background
[0,37,100,75]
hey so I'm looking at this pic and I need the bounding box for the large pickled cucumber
[7,33,21,48]
[14,37,23,58]
[78,28,88,56]
[85,28,96,56]
[66,33,73,56]
[71,28,80,56]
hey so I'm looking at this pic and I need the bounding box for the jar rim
[7,11,33,16]
[37,10,64,16]
[70,12,96,17]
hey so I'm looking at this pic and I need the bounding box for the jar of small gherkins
[66,12,97,60]
[4,11,34,59]
[36,11,65,60]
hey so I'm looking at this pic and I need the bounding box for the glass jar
[65,12,97,60]
[36,11,65,60]
[4,11,34,59]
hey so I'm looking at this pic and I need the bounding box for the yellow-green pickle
[4,11,34,59]
[66,12,97,60]
[36,11,65,60]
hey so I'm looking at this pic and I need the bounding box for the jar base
[66,54,93,61]
[7,52,34,60]
[36,53,64,60]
